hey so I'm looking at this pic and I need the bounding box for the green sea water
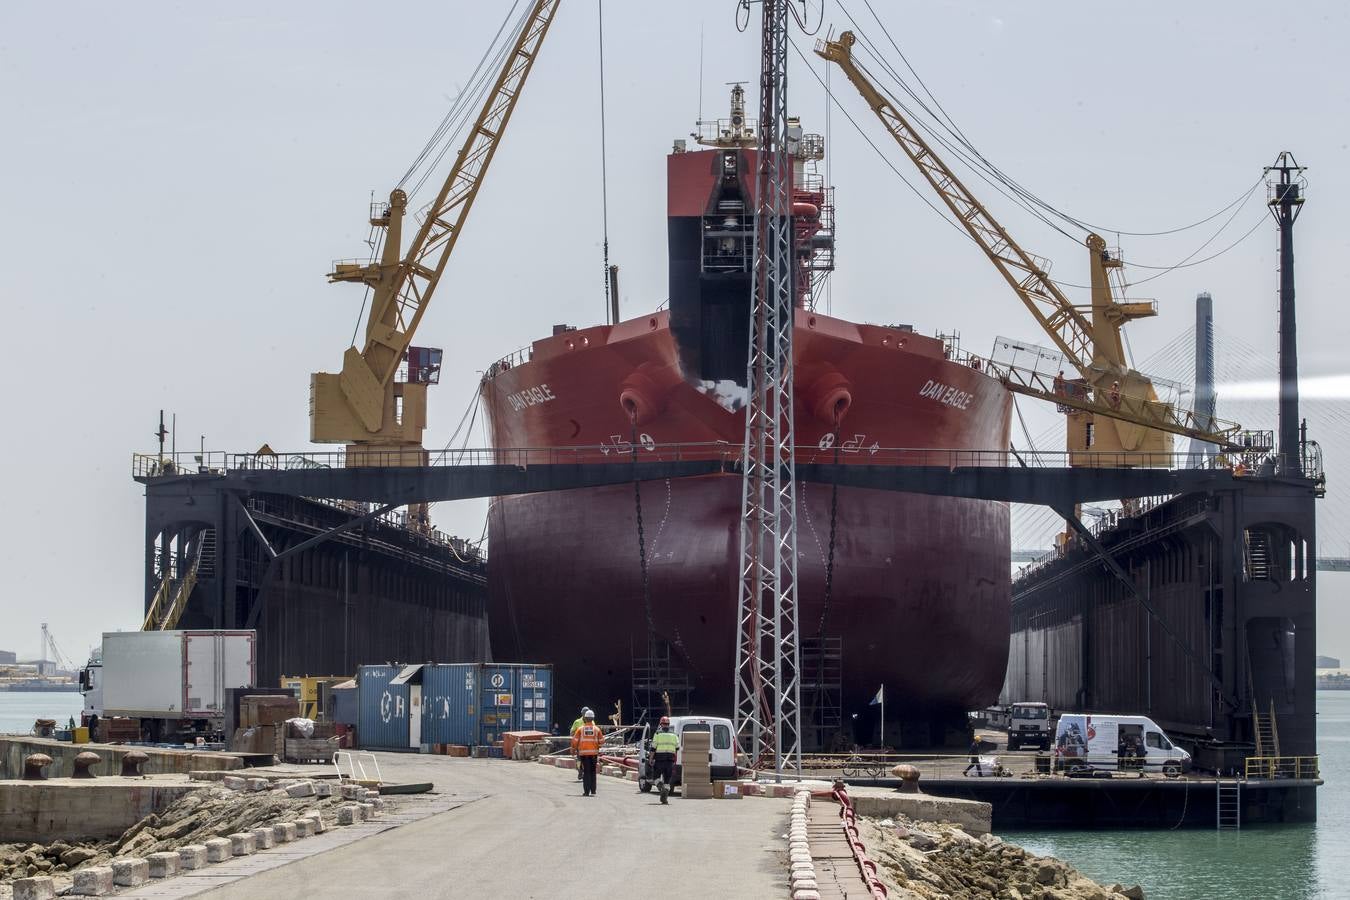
[1002,691,1349,900]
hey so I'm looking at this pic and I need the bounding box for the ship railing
[1243,756,1319,780]
[484,345,532,378]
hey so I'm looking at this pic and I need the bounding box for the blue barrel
[422,663,480,746]
[356,665,411,751]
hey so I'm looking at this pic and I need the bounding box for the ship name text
[507,384,558,412]
[918,379,974,411]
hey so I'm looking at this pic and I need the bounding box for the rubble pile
[857,816,1145,900]
[0,779,355,884]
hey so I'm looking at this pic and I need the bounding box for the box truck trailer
[80,630,256,742]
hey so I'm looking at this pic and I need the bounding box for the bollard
[892,764,922,793]
[121,751,150,777]
[72,751,102,779]
[22,753,53,781]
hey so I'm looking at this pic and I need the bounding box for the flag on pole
[870,684,884,705]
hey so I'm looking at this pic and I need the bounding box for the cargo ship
[481,87,1011,745]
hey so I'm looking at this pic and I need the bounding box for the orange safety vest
[572,723,603,757]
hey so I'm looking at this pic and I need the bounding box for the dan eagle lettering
[917,379,973,410]
[507,384,558,412]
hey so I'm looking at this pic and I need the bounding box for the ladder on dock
[1216,779,1241,830]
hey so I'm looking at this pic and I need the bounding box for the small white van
[637,715,739,791]
[1054,714,1191,776]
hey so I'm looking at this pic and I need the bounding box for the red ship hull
[481,310,1011,743]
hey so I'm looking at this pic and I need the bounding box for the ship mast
[734,0,803,779]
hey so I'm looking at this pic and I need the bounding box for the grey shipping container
[356,665,412,751]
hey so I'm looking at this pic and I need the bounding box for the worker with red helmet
[651,716,680,804]
[571,709,605,796]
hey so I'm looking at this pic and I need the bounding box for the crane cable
[397,0,526,194]
[846,0,1268,240]
[598,0,613,323]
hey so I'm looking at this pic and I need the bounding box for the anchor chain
[630,414,657,713]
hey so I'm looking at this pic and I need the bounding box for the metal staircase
[1244,529,1272,581]
[1216,779,1242,830]
[141,535,206,631]
[1253,697,1282,759]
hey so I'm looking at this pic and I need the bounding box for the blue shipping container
[421,663,480,746]
[479,664,552,745]
[356,665,411,751]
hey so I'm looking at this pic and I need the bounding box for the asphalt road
[198,755,791,900]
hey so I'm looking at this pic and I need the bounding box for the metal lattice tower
[733,0,802,779]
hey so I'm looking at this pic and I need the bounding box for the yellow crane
[311,0,562,528]
[815,31,1247,456]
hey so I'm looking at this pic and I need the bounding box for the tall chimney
[1189,292,1217,465]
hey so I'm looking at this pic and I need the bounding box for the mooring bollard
[121,750,149,777]
[892,764,921,793]
[22,753,53,781]
[72,751,102,779]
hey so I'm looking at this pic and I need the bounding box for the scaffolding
[800,636,842,751]
[631,640,693,724]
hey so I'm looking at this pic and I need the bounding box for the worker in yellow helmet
[651,716,680,804]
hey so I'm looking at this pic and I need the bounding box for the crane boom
[816,31,1253,452]
[312,0,562,455]
[815,32,1094,372]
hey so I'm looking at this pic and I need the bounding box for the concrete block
[204,837,233,862]
[222,775,247,790]
[285,780,315,798]
[147,851,179,879]
[337,805,359,825]
[273,822,298,843]
[112,858,150,887]
[294,819,316,838]
[792,879,819,892]
[339,783,364,800]
[364,789,380,800]
[177,845,208,870]
[251,826,276,849]
[70,865,116,896]
[601,765,622,777]
[555,757,577,769]
[625,770,639,781]
[247,778,269,792]
[304,810,327,833]
[228,832,256,856]
[13,877,57,900]
[313,781,334,797]
[792,891,821,900]
[370,798,386,812]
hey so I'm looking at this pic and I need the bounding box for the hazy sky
[3,1,1347,664]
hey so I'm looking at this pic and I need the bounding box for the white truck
[1006,701,1053,751]
[1053,713,1191,777]
[636,715,739,793]
[80,630,256,742]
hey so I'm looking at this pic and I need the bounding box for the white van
[637,715,738,791]
[1054,714,1191,776]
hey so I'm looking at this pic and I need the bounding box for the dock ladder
[1217,778,1242,830]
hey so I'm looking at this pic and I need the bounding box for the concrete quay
[0,739,245,781]
[0,776,205,843]
[187,753,792,899]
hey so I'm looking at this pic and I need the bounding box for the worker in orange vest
[571,709,604,796]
